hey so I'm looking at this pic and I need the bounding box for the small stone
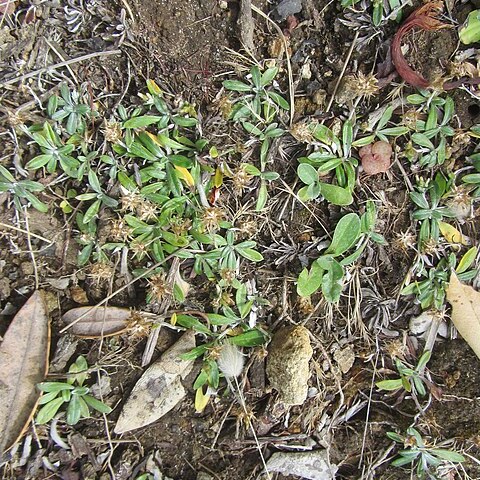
[272,0,302,21]
[266,325,313,405]
[266,450,338,480]
[20,261,34,276]
[333,346,355,374]
[359,141,392,175]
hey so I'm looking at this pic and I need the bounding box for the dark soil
[1,0,480,479]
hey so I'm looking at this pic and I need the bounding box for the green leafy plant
[48,83,95,135]
[402,249,478,310]
[353,105,409,147]
[461,152,480,197]
[298,120,357,194]
[410,173,455,250]
[297,163,353,205]
[387,427,465,479]
[0,165,48,212]
[36,356,112,425]
[377,350,431,397]
[404,92,455,168]
[223,65,288,211]
[24,122,79,177]
[297,205,384,303]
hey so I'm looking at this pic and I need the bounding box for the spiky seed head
[201,206,226,233]
[102,120,123,143]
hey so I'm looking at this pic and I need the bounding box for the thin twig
[23,209,39,290]
[325,32,359,113]
[0,50,122,87]
[251,5,294,126]
[0,221,53,244]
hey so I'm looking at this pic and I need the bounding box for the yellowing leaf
[170,312,177,326]
[145,131,161,144]
[174,166,195,187]
[209,146,219,158]
[457,246,478,274]
[438,221,467,245]
[195,386,210,413]
[446,273,480,359]
[146,79,162,95]
[0,291,50,454]
[214,167,223,188]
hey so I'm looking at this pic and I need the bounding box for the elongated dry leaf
[0,291,50,453]
[62,306,132,337]
[114,330,195,434]
[446,273,480,359]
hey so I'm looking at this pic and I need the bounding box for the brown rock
[266,325,313,405]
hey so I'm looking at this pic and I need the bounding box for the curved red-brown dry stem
[391,1,450,88]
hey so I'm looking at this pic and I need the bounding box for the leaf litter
[0,291,49,455]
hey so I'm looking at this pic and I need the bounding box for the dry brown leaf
[114,330,195,434]
[446,273,480,359]
[0,291,50,454]
[62,306,132,338]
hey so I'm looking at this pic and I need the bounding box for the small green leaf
[456,246,478,273]
[36,397,65,424]
[297,260,324,297]
[83,199,101,224]
[267,91,290,110]
[236,246,263,262]
[297,164,318,185]
[83,395,112,414]
[230,329,266,346]
[37,382,75,393]
[376,379,403,391]
[123,115,162,128]
[319,183,353,206]
[411,133,435,149]
[326,213,361,256]
[223,80,251,92]
[261,67,278,86]
[175,314,210,335]
[459,9,480,45]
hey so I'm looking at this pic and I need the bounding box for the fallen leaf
[446,273,480,359]
[0,291,50,454]
[62,306,132,338]
[194,386,211,413]
[114,330,195,433]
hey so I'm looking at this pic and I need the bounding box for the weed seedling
[36,356,112,425]
[387,427,465,479]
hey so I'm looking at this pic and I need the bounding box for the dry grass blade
[0,291,50,454]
